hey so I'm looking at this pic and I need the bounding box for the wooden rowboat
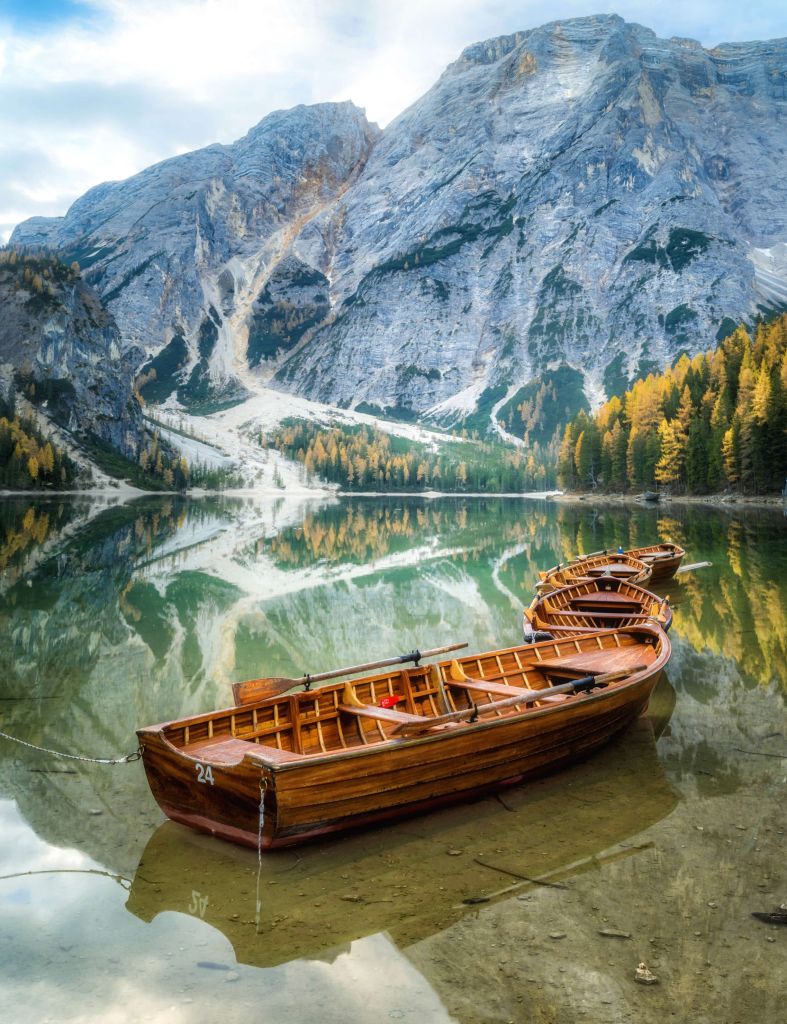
[137,626,670,850]
[525,578,672,639]
[128,701,677,968]
[625,542,686,580]
[538,551,652,591]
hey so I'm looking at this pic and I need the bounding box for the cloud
[1,0,785,240]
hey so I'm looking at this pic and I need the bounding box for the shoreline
[550,491,785,510]
[1,486,782,509]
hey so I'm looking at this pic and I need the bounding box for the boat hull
[626,544,686,580]
[139,644,665,849]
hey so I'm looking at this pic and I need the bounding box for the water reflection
[1,492,785,1024]
[126,710,677,968]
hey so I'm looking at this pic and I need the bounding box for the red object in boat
[379,695,404,709]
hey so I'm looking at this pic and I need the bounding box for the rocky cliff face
[0,255,142,456]
[12,102,379,407]
[11,15,787,424]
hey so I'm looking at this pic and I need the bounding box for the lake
[0,493,784,1023]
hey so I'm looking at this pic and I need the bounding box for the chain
[0,729,143,765]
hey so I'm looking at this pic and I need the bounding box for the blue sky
[0,1,785,240]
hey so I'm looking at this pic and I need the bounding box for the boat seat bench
[448,678,567,706]
[537,647,648,677]
[183,735,302,764]
[449,678,529,698]
[338,703,425,725]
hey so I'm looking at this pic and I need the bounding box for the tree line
[0,394,78,489]
[558,315,787,494]
[261,420,556,493]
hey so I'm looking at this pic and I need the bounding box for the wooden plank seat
[586,563,641,576]
[184,734,303,764]
[547,609,652,620]
[537,646,648,677]
[448,677,530,698]
[569,591,642,607]
[448,670,567,706]
[184,737,260,765]
[338,703,425,725]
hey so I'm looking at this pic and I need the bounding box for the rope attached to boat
[0,729,143,765]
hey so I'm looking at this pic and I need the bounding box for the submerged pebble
[635,962,659,985]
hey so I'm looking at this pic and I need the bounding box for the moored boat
[524,577,672,639]
[137,626,670,850]
[538,551,652,591]
[127,702,677,968]
[625,542,686,580]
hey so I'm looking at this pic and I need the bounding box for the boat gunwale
[139,626,669,773]
[528,578,669,624]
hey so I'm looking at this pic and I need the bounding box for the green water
[0,494,784,1023]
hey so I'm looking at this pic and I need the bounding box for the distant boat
[625,542,686,580]
[137,626,670,849]
[525,577,672,639]
[538,551,653,590]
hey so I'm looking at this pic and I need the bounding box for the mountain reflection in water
[1,493,785,1024]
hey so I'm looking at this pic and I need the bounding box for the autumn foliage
[0,395,78,489]
[261,420,554,492]
[558,316,787,494]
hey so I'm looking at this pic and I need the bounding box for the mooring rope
[255,774,268,933]
[0,729,142,765]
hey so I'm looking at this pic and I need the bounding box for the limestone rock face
[12,16,787,420]
[0,260,142,455]
[278,15,787,413]
[12,103,379,405]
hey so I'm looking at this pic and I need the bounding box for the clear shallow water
[0,494,784,1023]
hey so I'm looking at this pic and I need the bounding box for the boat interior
[528,579,667,633]
[159,629,662,764]
[540,552,652,590]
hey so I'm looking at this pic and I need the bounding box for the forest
[260,420,555,492]
[557,315,787,494]
[0,393,79,489]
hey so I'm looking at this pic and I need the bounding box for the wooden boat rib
[137,626,670,849]
[625,542,686,580]
[538,551,652,591]
[525,578,672,639]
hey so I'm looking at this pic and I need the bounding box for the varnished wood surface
[526,578,671,638]
[626,543,686,580]
[127,709,678,968]
[137,626,670,849]
[539,552,653,590]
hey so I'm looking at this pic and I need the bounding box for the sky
[0,0,784,241]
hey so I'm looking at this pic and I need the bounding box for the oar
[232,642,469,705]
[391,665,647,737]
[675,561,712,575]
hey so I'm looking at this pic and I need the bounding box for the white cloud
[1,0,785,240]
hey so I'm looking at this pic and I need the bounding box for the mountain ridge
[11,14,787,430]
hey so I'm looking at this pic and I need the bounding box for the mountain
[11,14,787,429]
[12,102,379,408]
[0,251,142,457]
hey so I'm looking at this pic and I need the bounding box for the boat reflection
[126,684,677,969]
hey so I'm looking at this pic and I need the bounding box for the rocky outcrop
[278,16,787,416]
[0,254,142,455]
[11,16,787,424]
[12,103,379,406]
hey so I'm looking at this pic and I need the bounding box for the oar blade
[232,676,299,705]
